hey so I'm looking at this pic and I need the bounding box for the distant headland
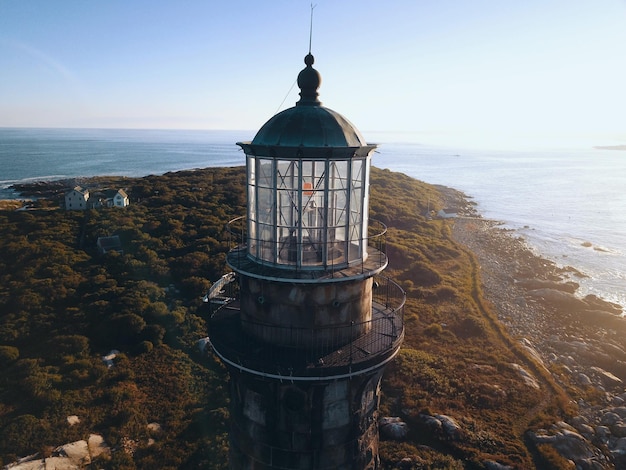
[594,145,626,151]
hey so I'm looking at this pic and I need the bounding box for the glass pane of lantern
[277,160,298,190]
[257,158,273,187]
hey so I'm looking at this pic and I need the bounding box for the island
[0,167,624,469]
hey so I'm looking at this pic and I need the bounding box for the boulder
[57,440,90,464]
[612,443,626,470]
[582,310,626,329]
[379,416,408,440]
[577,423,595,436]
[44,456,79,469]
[612,407,626,419]
[568,416,595,436]
[600,412,621,426]
[577,457,611,470]
[569,415,589,427]
[556,421,578,433]
[520,338,544,365]
[591,367,623,387]
[584,294,623,315]
[610,422,626,438]
[599,343,626,362]
[417,413,442,433]
[87,434,109,459]
[612,437,626,452]
[595,426,611,441]
[484,460,514,470]
[526,288,589,312]
[509,363,540,389]
[434,414,462,440]
[530,429,596,461]
[516,278,578,293]
[66,415,80,426]
[147,422,162,432]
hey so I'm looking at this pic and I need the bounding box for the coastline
[3,170,626,467]
[451,216,624,327]
[446,186,626,467]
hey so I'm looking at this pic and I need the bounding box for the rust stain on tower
[207,52,405,469]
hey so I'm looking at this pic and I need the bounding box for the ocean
[1,127,624,308]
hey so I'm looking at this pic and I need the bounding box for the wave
[1,174,69,187]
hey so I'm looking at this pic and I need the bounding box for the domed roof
[252,105,367,147]
[249,54,368,148]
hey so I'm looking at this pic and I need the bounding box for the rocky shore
[447,188,626,469]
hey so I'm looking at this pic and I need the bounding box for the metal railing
[208,275,405,379]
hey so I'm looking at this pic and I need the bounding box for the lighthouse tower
[208,53,405,469]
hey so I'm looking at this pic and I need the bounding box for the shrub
[136,341,154,354]
[141,324,166,345]
[0,345,19,363]
[48,335,90,360]
[408,261,442,286]
[0,415,50,457]
[424,323,443,337]
[435,285,459,300]
[457,316,487,338]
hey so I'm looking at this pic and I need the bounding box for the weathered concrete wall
[239,276,373,348]
[227,368,384,469]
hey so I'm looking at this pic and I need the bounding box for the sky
[1,0,625,147]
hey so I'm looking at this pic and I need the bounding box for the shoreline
[446,186,626,467]
[451,215,624,334]
[443,182,624,333]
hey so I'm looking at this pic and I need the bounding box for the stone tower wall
[239,276,374,348]
[227,368,384,469]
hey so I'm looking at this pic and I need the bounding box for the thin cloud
[2,39,90,99]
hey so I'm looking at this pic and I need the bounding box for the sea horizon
[1,127,624,309]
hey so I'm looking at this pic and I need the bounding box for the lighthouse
[207,53,405,469]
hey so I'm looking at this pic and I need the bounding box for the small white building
[65,187,129,210]
[65,186,89,210]
[112,189,129,207]
[89,189,129,208]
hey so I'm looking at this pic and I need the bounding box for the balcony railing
[207,275,405,380]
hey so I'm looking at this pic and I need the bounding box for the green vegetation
[0,167,566,468]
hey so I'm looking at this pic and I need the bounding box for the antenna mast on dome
[309,3,317,54]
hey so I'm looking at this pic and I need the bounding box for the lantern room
[237,54,377,271]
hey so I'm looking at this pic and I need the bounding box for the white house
[112,189,129,207]
[65,186,89,211]
[65,187,129,210]
[88,189,129,209]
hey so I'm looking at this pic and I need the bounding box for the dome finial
[297,53,321,106]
